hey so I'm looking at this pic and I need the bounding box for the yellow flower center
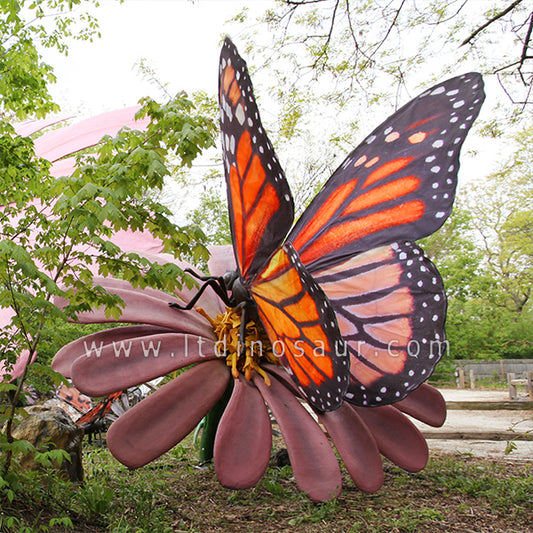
[196,307,280,386]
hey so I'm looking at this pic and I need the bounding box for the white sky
[43,0,276,220]
[47,0,273,115]
[42,0,508,221]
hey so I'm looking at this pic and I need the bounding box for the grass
[0,433,532,533]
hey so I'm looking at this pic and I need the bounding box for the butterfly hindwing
[219,37,294,282]
[312,242,446,406]
[251,243,349,411]
[289,73,485,273]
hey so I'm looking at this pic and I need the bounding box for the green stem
[198,378,234,464]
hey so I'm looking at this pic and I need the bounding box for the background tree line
[0,0,531,418]
[187,0,533,361]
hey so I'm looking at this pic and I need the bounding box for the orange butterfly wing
[288,73,485,273]
[219,38,294,282]
[218,38,484,410]
[220,39,349,410]
[312,242,446,406]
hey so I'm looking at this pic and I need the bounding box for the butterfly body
[216,37,484,412]
[223,270,253,306]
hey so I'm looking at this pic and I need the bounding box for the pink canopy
[1,107,163,382]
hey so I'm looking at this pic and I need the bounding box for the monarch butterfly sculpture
[172,37,485,411]
[53,37,485,500]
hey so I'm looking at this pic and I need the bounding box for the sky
[41,0,508,221]
[42,0,275,220]
[46,0,273,115]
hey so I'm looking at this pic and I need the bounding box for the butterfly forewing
[289,73,485,273]
[251,243,349,411]
[312,242,446,406]
[219,37,294,282]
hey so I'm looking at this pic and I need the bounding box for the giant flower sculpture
[53,245,446,502]
[51,37,484,502]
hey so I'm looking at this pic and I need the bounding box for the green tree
[420,125,533,360]
[0,0,102,119]
[0,1,217,479]
[0,95,216,474]
[465,128,533,317]
[420,207,483,302]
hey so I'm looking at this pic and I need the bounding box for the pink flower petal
[214,376,272,489]
[207,245,236,277]
[352,404,428,472]
[109,230,163,255]
[394,384,447,427]
[56,282,214,339]
[52,324,174,378]
[33,107,149,162]
[0,349,36,382]
[318,403,383,493]
[49,157,77,177]
[0,306,14,329]
[14,114,74,137]
[253,373,342,502]
[107,360,229,468]
[131,253,224,317]
[261,363,303,396]
[93,277,176,301]
[71,333,217,396]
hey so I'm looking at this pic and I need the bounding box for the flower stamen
[198,306,279,385]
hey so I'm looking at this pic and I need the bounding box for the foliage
[0,0,103,119]
[417,124,533,360]
[187,180,231,247]
[0,0,217,485]
[419,207,483,302]
[0,93,216,473]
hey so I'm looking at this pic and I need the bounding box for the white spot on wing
[235,104,245,125]
[431,86,445,95]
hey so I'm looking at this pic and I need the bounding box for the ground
[2,387,532,533]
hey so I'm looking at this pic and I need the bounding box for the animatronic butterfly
[175,37,484,412]
[76,390,124,428]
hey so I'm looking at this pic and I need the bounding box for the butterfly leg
[169,277,234,310]
[182,267,218,283]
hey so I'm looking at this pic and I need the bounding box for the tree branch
[461,0,525,46]
[371,0,406,58]
[284,0,328,4]
[518,10,533,84]
[344,0,372,64]
[311,0,340,69]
